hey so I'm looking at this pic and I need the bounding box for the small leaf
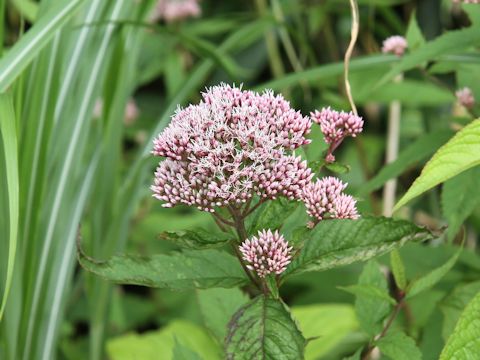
[265,275,279,300]
[441,166,480,241]
[441,281,480,341]
[376,331,422,360]
[225,296,305,360]
[407,247,461,299]
[440,291,480,360]
[196,288,249,342]
[405,11,426,50]
[285,217,432,276]
[390,249,407,290]
[354,261,392,335]
[172,338,202,360]
[78,249,248,290]
[159,229,232,249]
[325,162,350,174]
[291,304,358,359]
[395,120,480,210]
[247,197,299,233]
[339,284,396,305]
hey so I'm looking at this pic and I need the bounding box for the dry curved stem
[344,0,360,116]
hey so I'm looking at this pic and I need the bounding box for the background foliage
[1,0,480,359]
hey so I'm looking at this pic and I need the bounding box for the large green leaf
[0,95,18,321]
[159,229,232,249]
[225,296,306,360]
[376,331,422,360]
[197,288,249,341]
[395,120,480,210]
[78,248,248,290]
[0,0,85,92]
[107,320,221,360]
[440,291,480,360]
[354,261,392,336]
[441,167,480,241]
[291,304,358,360]
[285,217,432,276]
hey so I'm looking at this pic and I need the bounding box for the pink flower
[302,177,359,221]
[151,84,313,212]
[455,87,475,109]
[382,36,408,57]
[310,107,363,163]
[150,0,201,23]
[239,230,292,278]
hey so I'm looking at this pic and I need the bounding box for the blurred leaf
[405,11,425,51]
[285,217,432,276]
[165,51,186,97]
[291,304,358,360]
[107,320,221,360]
[441,281,480,341]
[357,129,453,196]
[172,339,202,360]
[340,284,396,305]
[225,296,305,359]
[0,95,18,321]
[407,247,461,299]
[78,248,248,290]
[390,250,407,290]
[441,166,480,241]
[247,198,299,233]
[395,120,480,210]
[376,331,422,360]
[0,0,85,92]
[354,261,392,335]
[439,291,480,360]
[196,287,249,342]
[159,229,232,249]
[378,26,480,86]
[462,4,480,25]
[11,0,38,22]
[325,162,350,174]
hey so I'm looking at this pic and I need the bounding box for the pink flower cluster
[150,0,201,23]
[453,0,480,3]
[456,87,475,109]
[151,84,313,212]
[310,107,363,163]
[239,230,292,278]
[382,36,408,57]
[302,177,359,222]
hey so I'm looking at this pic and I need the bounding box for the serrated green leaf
[225,296,306,360]
[340,284,396,305]
[407,247,461,299]
[441,281,480,341]
[285,217,432,276]
[377,26,480,86]
[440,291,480,360]
[291,304,358,360]
[107,320,221,360]
[78,248,248,290]
[247,197,299,233]
[390,249,407,290]
[358,129,453,196]
[159,229,232,249]
[376,331,422,360]
[355,261,392,335]
[196,288,249,342]
[441,167,480,241]
[395,120,480,210]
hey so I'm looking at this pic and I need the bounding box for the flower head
[455,87,475,109]
[239,230,292,278]
[302,177,359,221]
[151,84,313,212]
[382,36,408,57]
[310,107,363,162]
[150,0,201,23]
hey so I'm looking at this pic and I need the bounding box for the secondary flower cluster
[311,107,363,163]
[382,35,408,57]
[151,84,313,212]
[456,87,475,109]
[150,0,201,23]
[239,230,292,278]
